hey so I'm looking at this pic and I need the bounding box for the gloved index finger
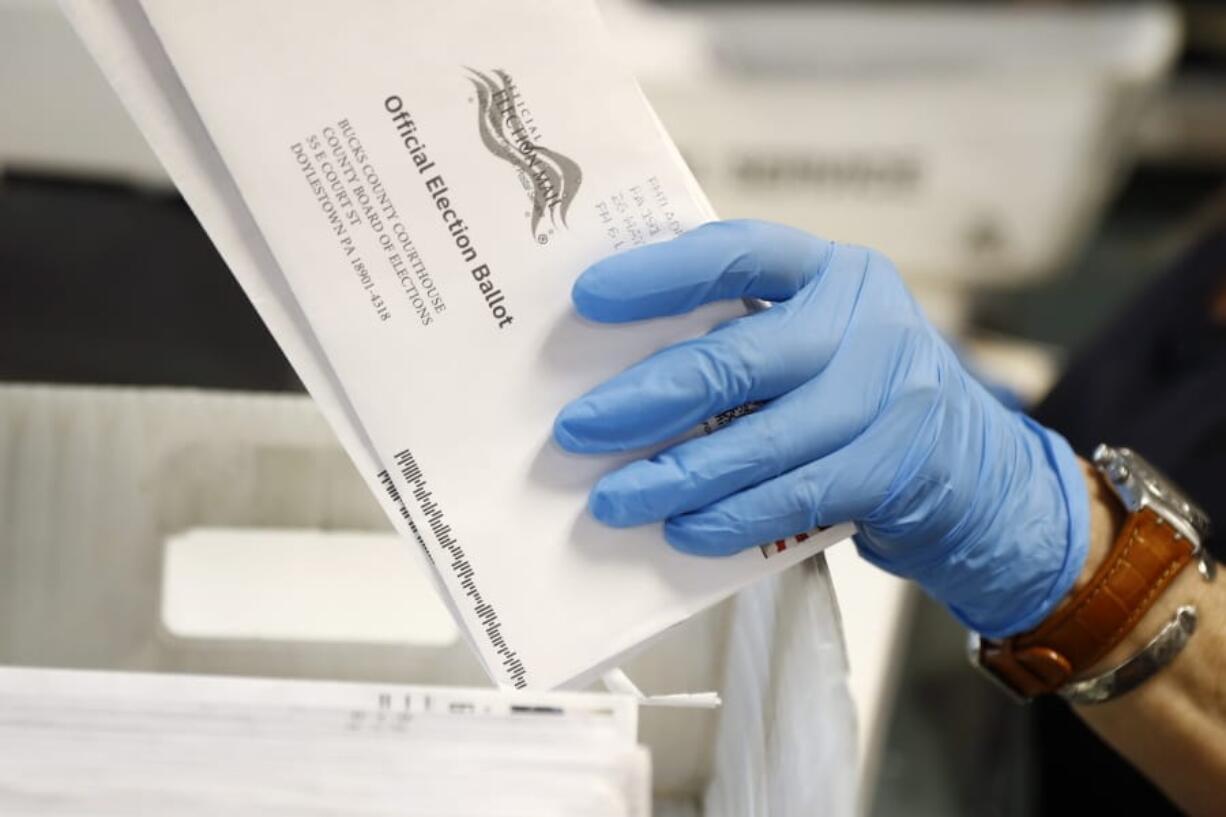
[572,219,833,324]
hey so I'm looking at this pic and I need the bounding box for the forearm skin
[1069,460,1226,817]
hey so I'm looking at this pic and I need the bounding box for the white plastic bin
[0,383,865,814]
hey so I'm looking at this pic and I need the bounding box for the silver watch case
[1092,444,1211,556]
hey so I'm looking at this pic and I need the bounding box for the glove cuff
[951,420,1090,638]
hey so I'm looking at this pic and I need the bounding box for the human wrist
[1020,455,1206,684]
[1069,458,1207,681]
[1021,458,1121,663]
[1069,458,1125,598]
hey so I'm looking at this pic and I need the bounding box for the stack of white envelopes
[0,666,650,816]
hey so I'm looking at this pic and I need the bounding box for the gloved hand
[554,220,1089,637]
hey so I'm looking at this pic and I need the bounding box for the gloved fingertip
[552,404,598,453]
[588,483,635,528]
[589,471,628,523]
[571,260,630,323]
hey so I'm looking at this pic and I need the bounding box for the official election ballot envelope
[64,0,853,690]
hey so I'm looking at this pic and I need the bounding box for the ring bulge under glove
[554,220,1089,638]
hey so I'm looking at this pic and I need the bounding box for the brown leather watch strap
[980,506,1195,698]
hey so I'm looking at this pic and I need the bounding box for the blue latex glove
[554,220,1089,637]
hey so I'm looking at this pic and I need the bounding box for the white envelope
[62,0,852,690]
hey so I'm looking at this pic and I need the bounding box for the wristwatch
[969,444,1215,704]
